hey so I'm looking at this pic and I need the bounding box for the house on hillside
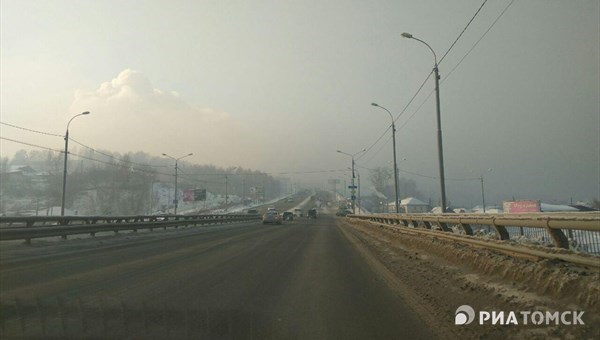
[399,197,431,213]
[2,165,37,180]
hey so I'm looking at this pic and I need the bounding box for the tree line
[0,149,284,216]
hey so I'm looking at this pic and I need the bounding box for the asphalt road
[0,214,434,339]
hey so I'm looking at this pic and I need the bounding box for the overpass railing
[347,212,600,254]
[0,214,261,244]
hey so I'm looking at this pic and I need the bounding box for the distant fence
[0,214,261,244]
[348,212,600,255]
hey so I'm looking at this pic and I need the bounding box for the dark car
[307,208,318,219]
[282,211,294,221]
[262,211,282,224]
[336,209,352,217]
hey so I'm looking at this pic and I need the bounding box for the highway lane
[0,214,435,339]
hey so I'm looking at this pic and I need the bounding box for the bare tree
[369,167,392,194]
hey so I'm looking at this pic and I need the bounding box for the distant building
[540,203,579,212]
[398,197,430,213]
[3,165,37,180]
[36,206,78,216]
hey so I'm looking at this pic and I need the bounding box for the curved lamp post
[337,148,365,214]
[371,103,400,213]
[162,152,193,214]
[401,32,447,212]
[61,111,90,216]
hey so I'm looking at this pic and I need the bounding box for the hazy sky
[1,0,599,206]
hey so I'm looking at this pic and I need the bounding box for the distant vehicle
[294,208,303,217]
[286,198,294,203]
[246,209,259,215]
[336,209,352,217]
[307,208,318,219]
[262,211,282,224]
[282,211,294,221]
[267,207,277,212]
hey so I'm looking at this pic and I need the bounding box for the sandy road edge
[336,219,461,340]
[336,217,600,340]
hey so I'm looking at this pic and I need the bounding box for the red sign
[503,200,541,213]
[183,189,195,202]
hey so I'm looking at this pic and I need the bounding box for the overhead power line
[357,0,514,165]
[0,136,63,153]
[397,0,516,134]
[439,0,489,65]
[356,164,479,182]
[1,121,64,137]
[1,121,170,169]
[1,136,173,177]
[69,137,168,168]
[358,71,433,162]
[442,0,516,82]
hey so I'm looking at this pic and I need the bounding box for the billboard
[183,189,195,202]
[194,189,206,201]
[183,189,207,202]
[503,200,541,213]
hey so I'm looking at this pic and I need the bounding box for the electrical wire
[356,164,479,182]
[276,169,349,175]
[0,121,64,137]
[397,0,516,134]
[1,121,171,170]
[1,136,173,177]
[439,0,489,65]
[362,0,515,168]
[358,0,504,164]
[0,136,63,153]
[358,71,433,162]
[69,137,169,168]
[442,0,516,83]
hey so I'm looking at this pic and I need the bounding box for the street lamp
[371,103,401,214]
[402,32,447,213]
[162,152,193,214]
[337,148,365,214]
[61,111,90,216]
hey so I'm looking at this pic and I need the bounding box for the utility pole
[162,153,193,214]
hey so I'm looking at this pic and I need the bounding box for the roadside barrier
[347,212,600,256]
[0,214,261,244]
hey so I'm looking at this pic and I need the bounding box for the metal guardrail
[0,214,261,244]
[348,212,600,252]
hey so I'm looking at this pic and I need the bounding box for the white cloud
[69,69,256,167]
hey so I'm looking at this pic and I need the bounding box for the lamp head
[401,32,413,39]
[81,111,90,115]
[371,103,379,107]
